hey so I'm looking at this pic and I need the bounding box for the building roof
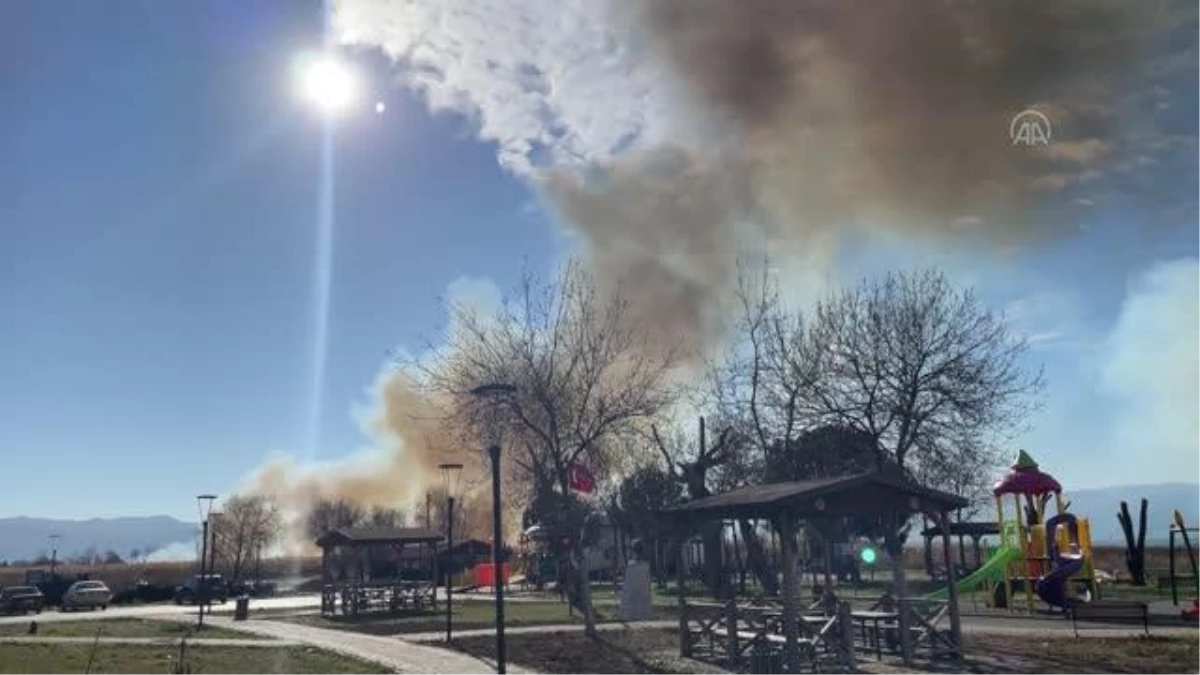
[662,472,968,523]
[920,521,1000,538]
[315,527,443,548]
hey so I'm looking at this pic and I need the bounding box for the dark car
[229,580,276,598]
[174,574,228,605]
[0,586,45,614]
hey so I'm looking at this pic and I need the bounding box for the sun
[299,56,359,117]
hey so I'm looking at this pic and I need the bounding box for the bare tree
[304,498,364,541]
[805,269,1041,480]
[212,495,282,586]
[652,416,738,596]
[413,260,680,637]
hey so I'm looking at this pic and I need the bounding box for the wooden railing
[320,581,437,616]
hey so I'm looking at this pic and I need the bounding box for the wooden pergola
[920,520,999,580]
[662,472,968,672]
[316,527,443,617]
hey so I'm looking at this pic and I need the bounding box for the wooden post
[677,538,690,658]
[889,514,913,667]
[837,600,855,667]
[725,597,739,663]
[937,511,963,662]
[778,515,801,674]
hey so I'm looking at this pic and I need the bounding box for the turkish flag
[568,462,596,494]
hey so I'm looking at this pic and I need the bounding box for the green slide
[926,544,1021,600]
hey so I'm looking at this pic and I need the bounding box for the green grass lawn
[285,599,676,636]
[0,643,390,674]
[0,618,262,640]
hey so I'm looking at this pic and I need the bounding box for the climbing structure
[992,450,1097,611]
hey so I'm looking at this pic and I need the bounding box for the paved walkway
[209,616,532,674]
[0,636,299,647]
[399,619,678,642]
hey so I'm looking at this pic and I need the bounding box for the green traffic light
[860,547,878,565]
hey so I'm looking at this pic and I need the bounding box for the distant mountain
[0,516,197,563]
[1063,483,1199,545]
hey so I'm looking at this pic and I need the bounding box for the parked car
[174,574,228,605]
[229,580,276,598]
[61,580,112,611]
[0,586,45,614]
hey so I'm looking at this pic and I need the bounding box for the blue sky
[2,1,1196,521]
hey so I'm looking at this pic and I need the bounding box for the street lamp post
[196,494,216,630]
[438,462,464,644]
[208,511,222,589]
[48,534,60,579]
[471,382,517,675]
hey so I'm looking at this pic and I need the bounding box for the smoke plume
[545,0,1188,351]
[1099,257,1199,480]
[248,0,1194,531]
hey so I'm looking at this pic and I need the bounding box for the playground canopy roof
[661,472,968,523]
[315,527,443,549]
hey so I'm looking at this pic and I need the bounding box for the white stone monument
[617,560,653,621]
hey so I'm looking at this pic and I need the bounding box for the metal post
[1170,527,1178,605]
[198,519,209,629]
[489,444,506,674]
[48,533,58,576]
[446,495,455,642]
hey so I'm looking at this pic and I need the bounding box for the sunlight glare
[300,57,359,116]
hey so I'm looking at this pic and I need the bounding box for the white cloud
[333,0,680,175]
[1004,291,1092,351]
[1098,257,1199,476]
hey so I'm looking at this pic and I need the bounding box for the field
[0,618,262,640]
[0,644,390,674]
[0,557,324,594]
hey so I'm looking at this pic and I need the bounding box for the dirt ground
[450,628,724,674]
[450,629,1198,675]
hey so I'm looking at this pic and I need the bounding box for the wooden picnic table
[850,610,899,660]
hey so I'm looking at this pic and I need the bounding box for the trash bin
[234,595,249,621]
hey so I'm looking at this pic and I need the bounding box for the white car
[61,581,112,612]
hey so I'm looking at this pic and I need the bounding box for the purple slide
[1035,555,1085,609]
[1036,513,1084,610]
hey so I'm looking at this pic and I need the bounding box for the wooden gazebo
[316,527,443,616]
[662,472,968,672]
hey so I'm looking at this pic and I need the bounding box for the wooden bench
[1069,599,1149,637]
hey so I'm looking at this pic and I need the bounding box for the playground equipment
[926,544,1020,601]
[990,450,1097,611]
[1169,510,1199,607]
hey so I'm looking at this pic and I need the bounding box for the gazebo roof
[920,521,1000,538]
[315,527,443,549]
[662,472,968,523]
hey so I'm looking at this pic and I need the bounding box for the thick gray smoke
[543,0,1190,352]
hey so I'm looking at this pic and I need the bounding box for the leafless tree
[211,495,282,586]
[805,269,1041,480]
[700,264,1041,587]
[411,260,680,637]
[652,416,740,595]
[304,498,363,541]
